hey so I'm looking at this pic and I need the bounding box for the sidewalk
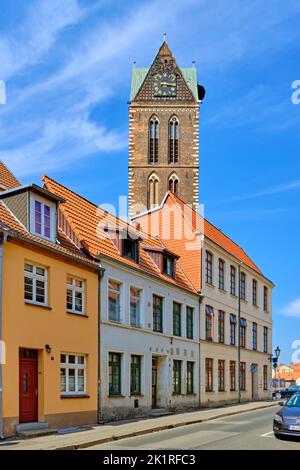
[0,401,278,450]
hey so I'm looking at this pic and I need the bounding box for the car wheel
[276,392,281,399]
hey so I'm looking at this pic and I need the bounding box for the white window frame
[66,276,85,315]
[24,262,48,306]
[129,286,143,328]
[30,194,56,242]
[60,353,87,396]
[108,278,123,323]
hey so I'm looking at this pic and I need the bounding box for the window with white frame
[60,353,86,395]
[34,199,51,239]
[108,279,122,322]
[66,277,85,314]
[24,263,47,305]
[130,287,142,327]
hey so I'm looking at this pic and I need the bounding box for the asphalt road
[86,406,300,450]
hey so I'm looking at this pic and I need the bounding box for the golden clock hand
[160,82,175,87]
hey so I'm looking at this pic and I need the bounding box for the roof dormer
[0,184,65,243]
[142,245,179,279]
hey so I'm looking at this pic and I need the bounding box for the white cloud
[282,298,300,318]
[0,0,84,80]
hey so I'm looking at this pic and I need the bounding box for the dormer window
[162,255,174,277]
[123,238,139,262]
[35,200,51,238]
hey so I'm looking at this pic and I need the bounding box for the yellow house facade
[0,164,102,437]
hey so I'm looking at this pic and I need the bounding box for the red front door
[19,349,38,423]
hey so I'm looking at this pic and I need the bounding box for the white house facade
[99,257,200,421]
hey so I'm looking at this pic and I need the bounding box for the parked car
[272,385,300,400]
[273,393,300,438]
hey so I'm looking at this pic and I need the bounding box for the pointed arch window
[149,116,159,164]
[169,116,179,163]
[148,174,159,209]
[168,174,179,196]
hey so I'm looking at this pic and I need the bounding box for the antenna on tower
[192,61,195,68]
[133,60,136,68]
[163,32,167,42]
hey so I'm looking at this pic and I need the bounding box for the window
[149,116,159,163]
[264,286,268,312]
[218,259,225,290]
[60,354,86,395]
[34,200,51,239]
[252,323,257,350]
[230,314,237,346]
[168,174,179,195]
[169,116,179,163]
[230,265,236,295]
[123,239,138,262]
[252,279,257,306]
[187,362,194,394]
[24,263,47,306]
[240,362,246,391]
[218,360,225,392]
[109,353,121,396]
[240,318,247,348]
[263,327,268,353]
[66,277,84,314]
[206,358,213,392]
[131,355,141,395]
[162,255,175,278]
[240,272,246,300]
[173,360,182,394]
[153,295,163,333]
[263,365,268,391]
[108,280,122,322]
[186,306,194,340]
[230,361,236,391]
[130,287,142,327]
[218,311,225,343]
[148,174,159,209]
[205,251,213,285]
[173,302,182,337]
[205,306,214,341]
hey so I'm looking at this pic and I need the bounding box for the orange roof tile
[133,191,266,292]
[0,161,21,190]
[42,176,198,294]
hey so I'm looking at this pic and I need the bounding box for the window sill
[219,288,227,293]
[186,392,197,396]
[241,299,248,304]
[205,283,215,289]
[130,394,144,398]
[25,301,52,310]
[108,394,126,398]
[253,304,259,309]
[66,310,88,318]
[61,394,89,399]
[205,390,214,393]
[230,293,237,299]
[172,392,184,396]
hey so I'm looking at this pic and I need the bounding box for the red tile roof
[133,191,265,292]
[0,161,21,190]
[42,176,198,294]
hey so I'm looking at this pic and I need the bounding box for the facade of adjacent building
[0,163,101,437]
[43,176,201,421]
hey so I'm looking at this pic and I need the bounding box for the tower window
[169,116,179,163]
[149,116,159,164]
[148,174,159,209]
[168,174,179,195]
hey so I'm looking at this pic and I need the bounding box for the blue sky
[0,0,300,363]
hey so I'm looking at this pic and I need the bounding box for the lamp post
[274,346,281,393]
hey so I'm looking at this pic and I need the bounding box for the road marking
[261,431,274,437]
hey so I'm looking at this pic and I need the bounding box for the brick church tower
[128,40,204,217]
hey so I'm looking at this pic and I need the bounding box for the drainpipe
[97,266,105,424]
[237,262,243,404]
[0,231,8,440]
[198,295,203,409]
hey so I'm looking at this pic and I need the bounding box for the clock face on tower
[153,72,177,97]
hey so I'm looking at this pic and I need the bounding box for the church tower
[128,40,204,217]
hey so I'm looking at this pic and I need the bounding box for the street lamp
[274,346,281,393]
[275,346,281,358]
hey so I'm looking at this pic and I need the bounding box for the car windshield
[286,395,300,407]
[289,385,300,390]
